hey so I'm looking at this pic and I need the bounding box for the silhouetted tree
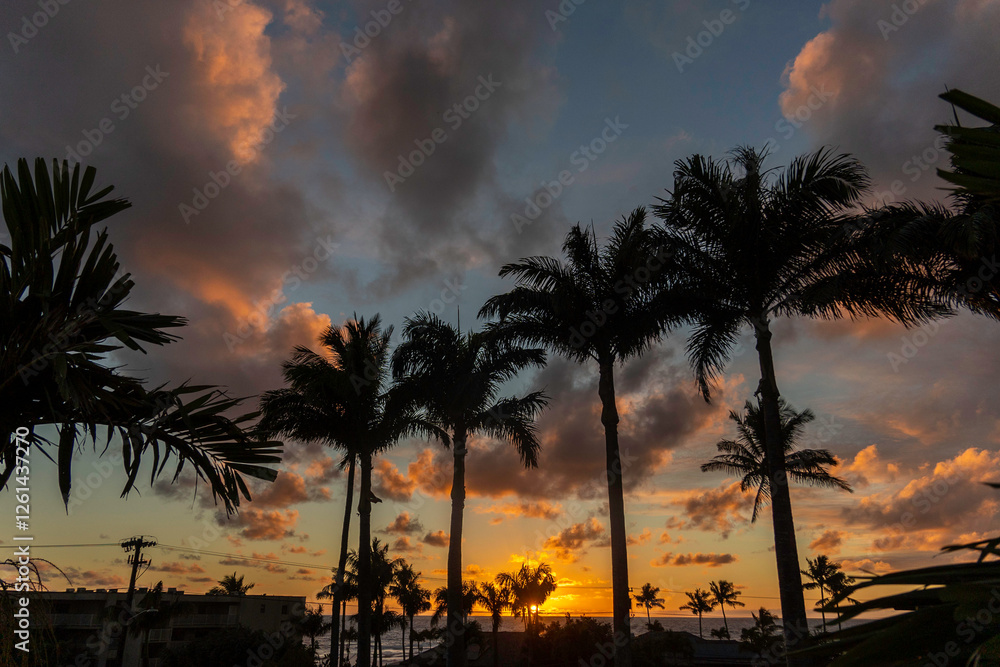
[633,583,665,630]
[679,589,715,639]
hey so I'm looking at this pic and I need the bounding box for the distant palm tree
[824,569,857,632]
[318,574,357,667]
[496,562,557,630]
[633,583,665,630]
[431,581,480,627]
[702,398,852,522]
[476,582,512,667]
[801,556,838,633]
[207,572,255,596]
[680,589,715,639]
[297,606,332,659]
[347,538,401,667]
[262,315,426,667]
[740,607,782,655]
[393,313,547,667]
[709,580,744,638]
[389,562,431,661]
[653,147,943,661]
[710,626,730,640]
[0,158,281,510]
[482,208,682,667]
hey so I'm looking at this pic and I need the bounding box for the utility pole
[121,536,156,609]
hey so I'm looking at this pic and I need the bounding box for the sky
[2,0,1000,622]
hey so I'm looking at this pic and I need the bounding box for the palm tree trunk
[358,450,373,667]
[341,599,348,667]
[754,320,809,666]
[646,606,650,630]
[446,428,468,667]
[331,454,356,664]
[698,612,703,639]
[819,585,827,632]
[493,624,499,667]
[598,359,633,667]
[721,604,728,636]
[409,613,415,661]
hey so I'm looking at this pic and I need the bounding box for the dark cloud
[666,482,750,540]
[651,552,738,568]
[543,518,607,563]
[382,512,425,535]
[422,530,449,547]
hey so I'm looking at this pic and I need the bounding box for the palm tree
[392,313,548,667]
[702,399,852,522]
[709,580,744,638]
[0,158,281,510]
[319,574,357,667]
[346,538,402,667]
[632,583,665,630]
[652,147,944,661]
[740,607,782,656]
[481,208,681,667]
[431,581,480,627]
[389,562,432,662]
[824,569,856,632]
[679,589,715,639]
[297,606,333,660]
[261,315,424,667]
[800,556,839,633]
[476,582,512,667]
[496,562,557,631]
[207,572,255,596]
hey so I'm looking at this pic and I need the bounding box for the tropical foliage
[0,159,281,512]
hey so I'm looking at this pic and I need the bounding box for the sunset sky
[3,0,1000,621]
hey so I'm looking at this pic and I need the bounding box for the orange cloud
[627,528,653,546]
[382,512,425,535]
[844,444,901,487]
[229,508,299,540]
[423,531,449,548]
[183,0,285,163]
[651,553,738,568]
[478,501,564,521]
[543,518,607,563]
[667,482,750,539]
[374,459,417,501]
[808,530,847,555]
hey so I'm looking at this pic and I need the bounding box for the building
[32,586,306,667]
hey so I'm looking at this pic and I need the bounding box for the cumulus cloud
[809,530,847,555]
[627,528,653,546]
[220,508,300,541]
[667,482,751,539]
[423,530,450,547]
[382,512,425,535]
[374,459,419,502]
[779,0,1000,204]
[543,518,607,563]
[651,553,738,568]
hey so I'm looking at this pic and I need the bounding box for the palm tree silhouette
[431,581,480,627]
[348,538,402,667]
[0,158,281,510]
[680,588,715,639]
[393,313,547,667]
[652,146,941,661]
[824,569,857,632]
[802,555,842,633]
[297,605,333,660]
[633,583,665,631]
[207,572,255,596]
[702,398,852,522]
[261,315,423,667]
[481,208,680,667]
[389,561,431,661]
[476,582,512,667]
[709,580,744,638]
[496,562,557,631]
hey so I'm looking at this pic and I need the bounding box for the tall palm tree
[653,147,944,661]
[495,562,557,631]
[632,583,665,630]
[261,315,425,667]
[389,561,432,661]
[481,208,681,667]
[801,555,841,633]
[680,589,715,639]
[702,399,852,522]
[709,580,744,638]
[207,572,255,596]
[0,158,281,511]
[475,582,512,667]
[392,314,547,667]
